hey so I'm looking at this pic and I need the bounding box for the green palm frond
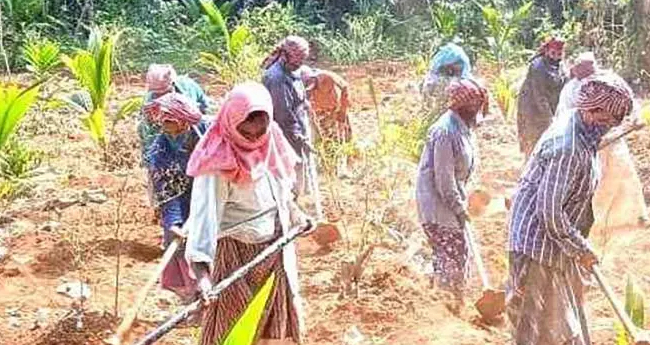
[62,27,120,145]
[0,82,42,149]
[22,37,61,77]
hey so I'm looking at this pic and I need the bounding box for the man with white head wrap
[555,53,648,234]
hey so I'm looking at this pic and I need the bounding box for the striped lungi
[199,234,301,345]
[506,252,589,345]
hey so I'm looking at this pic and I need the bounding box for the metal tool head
[475,288,506,321]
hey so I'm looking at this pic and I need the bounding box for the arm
[183,175,225,272]
[535,153,593,258]
[433,133,467,220]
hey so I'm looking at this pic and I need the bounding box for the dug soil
[1,62,649,344]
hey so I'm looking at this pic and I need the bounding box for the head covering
[570,52,597,80]
[576,72,633,120]
[447,79,488,113]
[146,64,177,94]
[142,93,202,127]
[299,65,317,83]
[261,36,310,70]
[538,36,565,54]
[186,82,299,184]
[430,43,472,78]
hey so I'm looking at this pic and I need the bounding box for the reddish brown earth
[1,62,649,345]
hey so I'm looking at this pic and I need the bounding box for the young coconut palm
[61,27,120,146]
[22,37,62,78]
[196,0,261,86]
[0,81,42,149]
[61,27,142,165]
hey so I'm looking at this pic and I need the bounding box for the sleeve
[416,132,436,224]
[184,175,226,271]
[264,76,303,148]
[535,153,592,258]
[433,133,467,218]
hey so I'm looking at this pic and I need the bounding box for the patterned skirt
[199,236,301,345]
[422,223,470,295]
[506,252,589,345]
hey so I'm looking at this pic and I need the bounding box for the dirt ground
[1,62,650,345]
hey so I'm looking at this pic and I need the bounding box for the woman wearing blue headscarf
[421,43,472,99]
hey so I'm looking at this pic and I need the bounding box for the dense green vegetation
[1,0,649,82]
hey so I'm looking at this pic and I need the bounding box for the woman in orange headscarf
[182,82,310,345]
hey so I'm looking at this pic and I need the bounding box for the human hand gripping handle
[133,222,315,345]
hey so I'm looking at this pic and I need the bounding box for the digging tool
[593,266,650,345]
[105,239,181,345]
[464,221,506,320]
[599,121,644,150]
[105,206,280,345]
[132,221,314,345]
[304,142,324,220]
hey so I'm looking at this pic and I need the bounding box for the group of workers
[416,38,648,344]
[138,36,350,345]
[136,32,648,344]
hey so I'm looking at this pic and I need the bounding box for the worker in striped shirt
[507,72,634,345]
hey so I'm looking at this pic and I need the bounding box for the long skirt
[517,113,551,159]
[199,236,301,345]
[506,252,589,345]
[422,223,470,295]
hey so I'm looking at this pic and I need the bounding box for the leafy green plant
[62,27,120,146]
[429,1,458,42]
[477,1,534,70]
[22,36,61,77]
[320,10,396,64]
[625,276,645,327]
[493,72,517,119]
[0,81,42,149]
[62,27,142,168]
[615,275,646,344]
[240,2,313,53]
[196,0,262,85]
[0,138,42,200]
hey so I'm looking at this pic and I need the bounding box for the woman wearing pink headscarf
[182,82,311,345]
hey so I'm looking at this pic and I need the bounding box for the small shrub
[0,139,42,200]
[240,2,314,53]
[615,275,646,344]
[493,72,518,119]
[478,1,534,70]
[196,0,264,85]
[21,36,61,77]
[319,10,397,64]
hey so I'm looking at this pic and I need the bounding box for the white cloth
[554,77,648,232]
[183,168,302,289]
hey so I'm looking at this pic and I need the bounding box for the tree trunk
[634,0,650,81]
